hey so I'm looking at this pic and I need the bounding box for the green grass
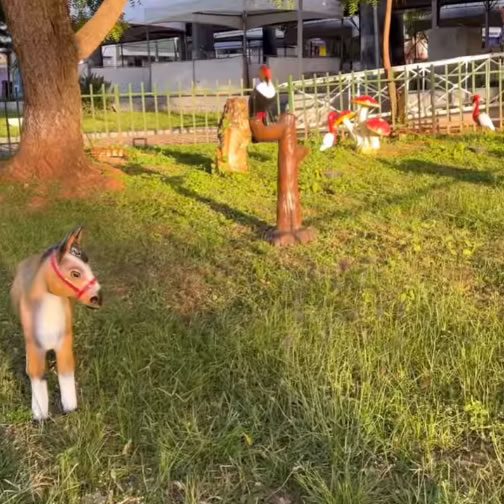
[81,110,220,135]
[0,110,220,138]
[2,133,504,502]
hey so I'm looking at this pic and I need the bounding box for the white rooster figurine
[472,94,495,131]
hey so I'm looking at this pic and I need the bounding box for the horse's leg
[56,330,77,413]
[21,300,48,421]
[26,341,48,421]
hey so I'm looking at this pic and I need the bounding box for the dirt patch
[57,162,124,198]
[1,156,124,199]
[86,131,218,148]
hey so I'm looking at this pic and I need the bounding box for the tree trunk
[383,0,397,124]
[75,0,127,60]
[215,97,251,173]
[1,0,87,180]
[249,114,314,247]
[0,0,126,186]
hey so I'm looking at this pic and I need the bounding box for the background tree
[71,0,130,67]
[382,0,397,122]
[287,0,399,122]
[0,0,130,186]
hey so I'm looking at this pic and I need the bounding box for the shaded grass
[2,133,504,502]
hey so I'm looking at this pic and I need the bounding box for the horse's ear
[57,226,83,261]
[73,226,84,246]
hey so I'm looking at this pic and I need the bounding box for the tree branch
[74,0,127,60]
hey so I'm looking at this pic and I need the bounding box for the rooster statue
[250,64,276,124]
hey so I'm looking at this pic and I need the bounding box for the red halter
[50,252,97,299]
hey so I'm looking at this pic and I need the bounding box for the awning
[101,22,185,46]
[143,0,342,30]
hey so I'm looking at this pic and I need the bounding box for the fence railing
[281,52,504,135]
[1,52,504,155]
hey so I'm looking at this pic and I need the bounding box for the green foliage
[272,0,378,17]
[271,0,296,8]
[70,0,137,41]
[343,0,378,16]
[0,1,137,45]
[404,9,429,38]
[79,72,113,110]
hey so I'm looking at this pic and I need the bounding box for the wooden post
[215,97,251,173]
[250,113,315,247]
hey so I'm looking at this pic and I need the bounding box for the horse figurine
[10,226,102,421]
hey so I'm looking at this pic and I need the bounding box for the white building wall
[81,56,341,93]
[152,57,244,91]
[91,67,151,92]
[266,57,341,83]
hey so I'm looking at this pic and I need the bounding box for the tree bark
[75,0,127,60]
[1,0,86,180]
[215,97,251,173]
[0,0,125,185]
[383,0,397,124]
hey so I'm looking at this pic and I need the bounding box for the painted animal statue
[10,226,102,421]
[472,94,495,131]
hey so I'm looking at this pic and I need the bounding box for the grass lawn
[0,110,220,138]
[81,110,220,135]
[2,133,504,502]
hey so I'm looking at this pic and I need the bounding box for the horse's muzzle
[89,290,102,308]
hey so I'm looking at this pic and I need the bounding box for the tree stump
[249,113,315,247]
[215,97,251,173]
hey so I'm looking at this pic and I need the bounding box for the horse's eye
[71,271,81,279]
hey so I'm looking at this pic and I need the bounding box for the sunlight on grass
[0,110,220,138]
[2,133,504,502]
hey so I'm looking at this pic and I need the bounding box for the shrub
[80,73,114,111]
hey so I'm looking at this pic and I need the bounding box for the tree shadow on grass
[249,150,274,162]
[0,426,31,500]
[0,262,39,501]
[138,146,212,172]
[0,261,28,401]
[122,162,270,234]
[305,179,455,229]
[0,190,469,503]
[382,158,504,186]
